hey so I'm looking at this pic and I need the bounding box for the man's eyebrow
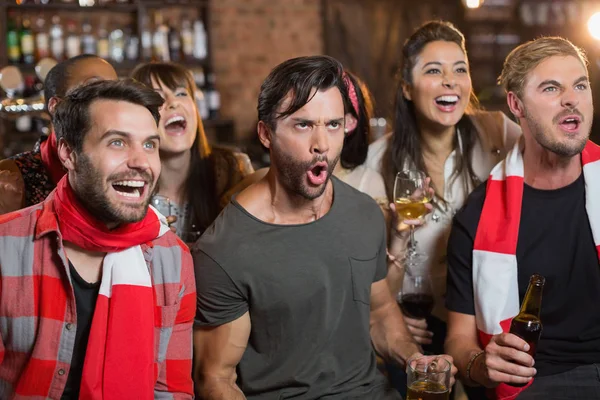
[289,117,345,124]
[100,130,161,143]
[100,130,131,141]
[290,117,314,124]
[573,75,589,85]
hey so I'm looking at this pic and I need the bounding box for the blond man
[444,37,600,399]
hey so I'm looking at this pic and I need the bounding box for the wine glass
[393,169,431,262]
[151,195,172,220]
[397,259,435,320]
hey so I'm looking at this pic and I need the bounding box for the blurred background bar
[1,0,600,166]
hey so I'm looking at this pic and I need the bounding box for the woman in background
[334,71,387,199]
[132,63,253,242]
[367,20,521,398]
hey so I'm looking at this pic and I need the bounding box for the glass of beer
[393,169,431,262]
[406,356,451,400]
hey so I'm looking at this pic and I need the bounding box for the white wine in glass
[394,197,430,220]
[394,170,430,259]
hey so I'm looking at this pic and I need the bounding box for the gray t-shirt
[193,177,401,400]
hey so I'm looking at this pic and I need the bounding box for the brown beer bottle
[508,273,545,387]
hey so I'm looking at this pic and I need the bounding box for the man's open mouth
[111,180,146,199]
[558,115,581,132]
[306,161,328,185]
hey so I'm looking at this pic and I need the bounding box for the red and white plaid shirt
[0,193,196,399]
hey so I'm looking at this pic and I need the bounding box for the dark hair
[257,55,349,131]
[53,78,163,152]
[383,20,480,203]
[340,71,374,169]
[131,62,219,232]
[43,54,107,110]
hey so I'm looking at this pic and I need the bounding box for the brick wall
[210,0,323,141]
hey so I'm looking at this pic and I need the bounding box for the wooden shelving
[0,0,237,154]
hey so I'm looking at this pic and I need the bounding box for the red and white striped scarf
[472,139,600,399]
[54,176,170,399]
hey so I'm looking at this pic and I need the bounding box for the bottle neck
[520,283,543,318]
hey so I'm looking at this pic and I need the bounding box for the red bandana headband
[343,72,360,121]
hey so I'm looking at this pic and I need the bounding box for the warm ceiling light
[463,0,484,8]
[588,12,600,40]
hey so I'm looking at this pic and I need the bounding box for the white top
[366,111,522,320]
[336,164,387,202]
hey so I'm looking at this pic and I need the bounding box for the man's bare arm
[193,312,251,400]
[445,311,489,386]
[369,278,421,368]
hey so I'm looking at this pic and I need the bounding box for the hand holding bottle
[478,332,536,387]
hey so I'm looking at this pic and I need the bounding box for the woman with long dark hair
[367,21,521,397]
[132,63,253,242]
[333,71,386,199]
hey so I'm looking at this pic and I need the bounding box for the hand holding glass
[406,356,451,400]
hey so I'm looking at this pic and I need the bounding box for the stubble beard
[270,143,340,201]
[524,108,589,158]
[73,153,154,225]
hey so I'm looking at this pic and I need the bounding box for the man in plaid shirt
[0,79,195,399]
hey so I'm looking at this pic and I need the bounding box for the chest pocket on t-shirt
[349,254,378,305]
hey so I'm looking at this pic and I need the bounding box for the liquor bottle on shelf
[141,15,153,60]
[181,20,194,61]
[192,19,207,60]
[7,13,21,64]
[153,12,170,62]
[168,20,182,63]
[125,27,140,62]
[65,20,81,59]
[50,15,64,61]
[81,19,97,55]
[14,76,36,133]
[192,67,209,120]
[109,28,125,63]
[205,70,220,120]
[97,21,110,59]
[20,17,35,65]
[34,15,50,61]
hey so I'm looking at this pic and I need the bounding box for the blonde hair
[498,36,588,99]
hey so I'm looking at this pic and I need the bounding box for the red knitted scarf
[54,176,169,398]
[39,131,66,185]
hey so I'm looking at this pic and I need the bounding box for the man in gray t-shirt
[192,56,456,400]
